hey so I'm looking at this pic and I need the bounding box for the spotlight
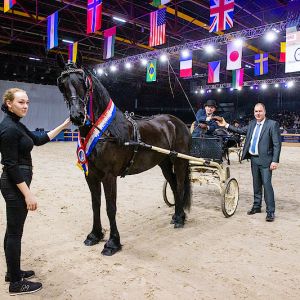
[141,59,148,66]
[287,81,294,88]
[274,83,279,88]
[97,68,104,75]
[261,83,267,90]
[125,62,132,69]
[110,65,117,72]
[207,89,212,93]
[250,86,254,90]
[181,49,190,58]
[195,90,198,94]
[160,54,168,62]
[265,31,277,42]
[200,89,205,94]
[204,44,215,54]
[233,39,243,47]
[230,87,234,91]
[217,88,222,92]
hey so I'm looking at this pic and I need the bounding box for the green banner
[146,60,157,82]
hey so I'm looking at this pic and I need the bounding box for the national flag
[254,53,268,76]
[286,29,300,73]
[149,8,166,47]
[279,42,286,62]
[68,42,78,63]
[87,0,102,34]
[4,0,16,13]
[103,26,116,59]
[208,60,220,83]
[179,51,192,78]
[232,68,244,89]
[209,0,235,33]
[146,60,157,82]
[47,12,58,50]
[151,0,171,7]
[226,41,242,70]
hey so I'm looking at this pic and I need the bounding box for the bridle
[57,67,92,126]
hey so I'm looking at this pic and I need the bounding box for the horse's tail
[183,162,192,211]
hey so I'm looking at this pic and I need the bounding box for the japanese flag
[226,41,242,70]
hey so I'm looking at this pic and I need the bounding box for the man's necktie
[250,123,261,153]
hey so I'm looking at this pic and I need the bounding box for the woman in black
[0,88,71,295]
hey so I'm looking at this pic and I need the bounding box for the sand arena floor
[1,142,300,299]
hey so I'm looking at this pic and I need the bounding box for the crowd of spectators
[231,111,300,134]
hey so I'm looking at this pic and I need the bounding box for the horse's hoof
[174,222,184,229]
[84,232,104,246]
[101,245,122,256]
[101,239,122,256]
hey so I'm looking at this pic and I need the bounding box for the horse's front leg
[84,173,104,246]
[101,175,122,256]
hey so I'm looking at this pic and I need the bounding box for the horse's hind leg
[101,175,122,256]
[159,159,177,223]
[84,174,104,246]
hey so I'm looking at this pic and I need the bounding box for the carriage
[162,136,239,217]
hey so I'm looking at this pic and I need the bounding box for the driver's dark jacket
[0,112,49,184]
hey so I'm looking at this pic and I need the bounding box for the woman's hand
[25,194,37,211]
[62,117,72,129]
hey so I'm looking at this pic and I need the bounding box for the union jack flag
[87,0,102,34]
[209,0,235,33]
[149,8,166,47]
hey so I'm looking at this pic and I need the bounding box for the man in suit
[214,103,281,222]
[192,99,218,137]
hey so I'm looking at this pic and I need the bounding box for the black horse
[57,56,191,256]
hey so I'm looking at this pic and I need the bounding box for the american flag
[209,0,235,33]
[149,8,166,47]
[87,0,102,34]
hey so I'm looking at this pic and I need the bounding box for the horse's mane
[85,69,130,143]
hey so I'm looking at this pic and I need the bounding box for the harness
[120,112,141,178]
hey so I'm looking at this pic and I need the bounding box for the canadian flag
[226,41,242,70]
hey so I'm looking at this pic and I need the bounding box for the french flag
[208,61,220,83]
[179,51,192,78]
[47,12,58,50]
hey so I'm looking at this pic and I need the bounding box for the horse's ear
[57,53,65,69]
[77,51,83,68]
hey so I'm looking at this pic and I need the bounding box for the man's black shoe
[9,279,42,295]
[5,270,35,282]
[247,207,262,215]
[266,212,275,222]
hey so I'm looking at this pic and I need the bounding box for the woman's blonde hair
[2,88,26,105]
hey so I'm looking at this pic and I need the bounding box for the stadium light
[233,38,243,47]
[113,16,126,23]
[160,54,168,62]
[181,49,190,58]
[261,83,267,89]
[125,62,132,69]
[141,59,148,66]
[110,65,117,72]
[204,44,215,54]
[265,31,277,42]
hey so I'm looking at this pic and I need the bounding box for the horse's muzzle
[70,113,85,126]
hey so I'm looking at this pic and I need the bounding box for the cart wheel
[221,178,239,217]
[238,149,243,163]
[162,180,175,207]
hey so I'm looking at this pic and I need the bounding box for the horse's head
[57,54,92,126]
